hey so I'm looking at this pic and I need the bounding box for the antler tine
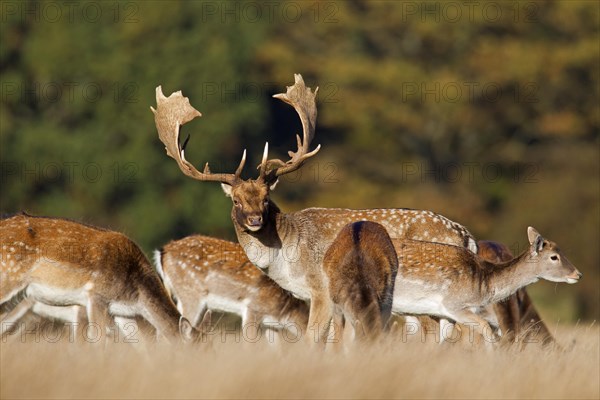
[258,142,269,180]
[267,74,321,179]
[234,149,247,178]
[152,86,243,186]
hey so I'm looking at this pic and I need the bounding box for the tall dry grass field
[1,322,598,399]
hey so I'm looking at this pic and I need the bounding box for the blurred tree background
[1,1,598,322]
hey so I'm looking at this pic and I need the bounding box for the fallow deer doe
[391,227,581,343]
[397,240,558,347]
[323,221,398,342]
[0,213,201,343]
[479,240,556,348]
[154,235,309,337]
[152,74,479,344]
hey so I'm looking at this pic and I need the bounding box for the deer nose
[567,270,583,280]
[247,215,263,227]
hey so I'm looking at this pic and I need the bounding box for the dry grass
[1,324,598,400]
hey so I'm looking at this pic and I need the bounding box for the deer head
[152,74,320,233]
[526,226,582,284]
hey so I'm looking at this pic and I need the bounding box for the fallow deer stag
[154,235,309,337]
[152,74,479,344]
[391,227,581,344]
[323,221,398,342]
[0,213,201,343]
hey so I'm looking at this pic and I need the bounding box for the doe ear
[179,316,196,343]
[221,183,233,198]
[269,179,279,192]
[527,226,544,255]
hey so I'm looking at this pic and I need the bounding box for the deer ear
[269,179,279,191]
[221,183,233,197]
[527,226,544,255]
[527,226,539,244]
[179,316,196,343]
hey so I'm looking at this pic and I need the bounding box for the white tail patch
[153,249,166,280]
[153,249,175,301]
[468,238,478,254]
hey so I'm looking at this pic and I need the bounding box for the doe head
[527,226,582,284]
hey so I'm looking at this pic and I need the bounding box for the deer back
[156,235,309,326]
[1,213,154,301]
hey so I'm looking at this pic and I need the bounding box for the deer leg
[112,316,155,344]
[346,300,382,343]
[517,288,556,349]
[191,302,208,329]
[29,303,87,343]
[307,294,334,347]
[327,305,345,352]
[508,294,521,340]
[416,316,441,344]
[84,294,113,344]
[388,316,400,338]
[453,310,496,349]
[0,284,28,320]
[439,318,454,344]
[0,297,34,337]
[241,308,262,345]
[137,316,158,340]
[72,304,89,342]
[351,320,367,344]
[494,297,517,346]
[364,300,384,340]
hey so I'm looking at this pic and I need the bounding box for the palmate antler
[152,74,319,186]
[259,74,321,183]
[151,86,246,186]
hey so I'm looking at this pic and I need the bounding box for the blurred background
[1,1,598,322]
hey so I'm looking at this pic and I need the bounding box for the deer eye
[233,199,240,207]
[551,255,559,261]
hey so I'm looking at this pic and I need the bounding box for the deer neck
[232,201,298,269]
[485,251,539,304]
[135,262,183,339]
[233,201,315,301]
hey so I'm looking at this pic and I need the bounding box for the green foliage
[1,0,269,250]
[1,0,598,320]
